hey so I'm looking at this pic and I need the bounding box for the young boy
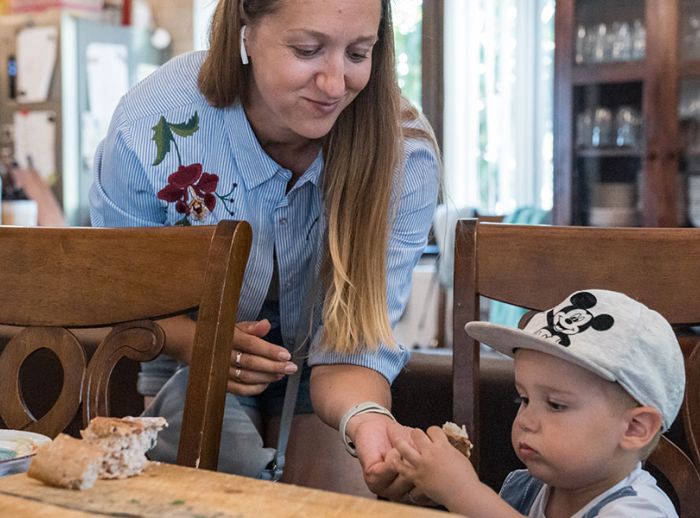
[390,289,684,517]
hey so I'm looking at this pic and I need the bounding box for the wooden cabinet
[554,0,700,227]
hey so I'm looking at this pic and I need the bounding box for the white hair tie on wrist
[339,402,396,457]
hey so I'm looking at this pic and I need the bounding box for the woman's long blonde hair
[199,0,437,353]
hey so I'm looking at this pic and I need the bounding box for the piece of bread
[442,421,473,458]
[28,434,105,490]
[28,417,168,490]
[81,416,167,479]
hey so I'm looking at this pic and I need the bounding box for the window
[392,0,423,110]
[444,0,555,214]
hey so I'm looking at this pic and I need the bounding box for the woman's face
[244,0,382,145]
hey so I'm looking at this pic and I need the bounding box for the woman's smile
[304,97,343,115]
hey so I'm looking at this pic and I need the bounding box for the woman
[90,0,439,501]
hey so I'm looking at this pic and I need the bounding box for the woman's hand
[349,416,418,502]
[227,320,298,396]
[390,426,478,509]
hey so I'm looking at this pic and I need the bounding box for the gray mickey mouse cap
[465,289,685,431]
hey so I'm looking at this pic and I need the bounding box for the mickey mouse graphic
[535,291,614,346]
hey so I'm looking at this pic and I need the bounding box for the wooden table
[0,462,451,517]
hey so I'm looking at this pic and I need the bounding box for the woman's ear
[620,406,662,451]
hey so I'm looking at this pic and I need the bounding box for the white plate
[0,430,51,477]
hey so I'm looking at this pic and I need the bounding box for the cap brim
[464,321,616,382]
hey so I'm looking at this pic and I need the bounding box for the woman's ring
[234,368,242,381]
[235,351,243,367]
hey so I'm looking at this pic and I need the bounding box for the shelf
[571,61,646,85]
[555,0,686,227]
[575,148,643,158]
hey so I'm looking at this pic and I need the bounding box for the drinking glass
[592,23,609,62]
[576,108,593,148]
[631,19,646,60]
[575,24,587,64]
[592,107,613,147]
[610,22,632,61]
[615,106,641,148]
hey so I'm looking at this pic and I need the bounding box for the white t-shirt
[500,463,677,517]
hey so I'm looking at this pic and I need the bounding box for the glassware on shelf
[610,22,632,61]
[575,108,593,148]
[614,106,642,148]
[575,24,587,64]
[573,20,645,64]
[592,23,608,62]
[682,10,700,60]
[591,107,613,147]
[575,105,641,150]
[631,19,646,60]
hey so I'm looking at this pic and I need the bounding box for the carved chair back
[0,221,252,470]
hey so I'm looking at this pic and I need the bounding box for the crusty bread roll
[81,416,167,479]
[27,416,167,490]
[28,434,104,490]
[442,421,473,458]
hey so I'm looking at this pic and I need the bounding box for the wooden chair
[0,221,252,471]
[452,219,700,516]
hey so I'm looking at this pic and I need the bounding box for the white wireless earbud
[240,25,249,65]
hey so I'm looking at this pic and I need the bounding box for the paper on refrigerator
[16,25,58,104]
[13,110,57,185]
[86,42,129,137]
[82,42,129,171]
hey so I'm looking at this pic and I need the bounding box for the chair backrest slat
[475,224,700,322]
[0,226,219,326]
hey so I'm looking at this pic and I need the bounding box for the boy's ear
[620,406,662,451]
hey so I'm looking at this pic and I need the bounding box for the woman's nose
[315,55,346,98]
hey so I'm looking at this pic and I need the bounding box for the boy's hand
[390,425,478,507]
[383,448,436,506]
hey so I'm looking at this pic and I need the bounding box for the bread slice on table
[81,416,167,479]
[442,421,474,458]
[28,416,167,490]
[28,434,104,490]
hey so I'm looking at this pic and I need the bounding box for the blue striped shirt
[89,51,439,383]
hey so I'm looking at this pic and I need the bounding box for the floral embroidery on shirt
[152,111,237,225]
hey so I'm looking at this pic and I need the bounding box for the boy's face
[511,349,635,489]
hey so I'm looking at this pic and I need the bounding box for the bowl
[0,430,51,477]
